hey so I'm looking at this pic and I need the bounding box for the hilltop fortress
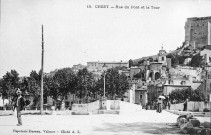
[184,16,211,49]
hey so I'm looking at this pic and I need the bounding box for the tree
[176,55,186,65]
[75,68,95,103]
[129,59,133,68]
[169,88,205,104]
[98,68,129,100]
[87,79,98,102]
[1,70,20,99]
[189,53,203,67]
[0,79,3,95]
[53,68,77,99]
[44,76,60,107]
[19,77,29,93]
[43,68,77,108]
[166,54,179,67]
[138,59,145,65]
[148,57,153,62]
[28,70,41,107]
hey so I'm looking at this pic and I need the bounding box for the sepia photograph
[0,0,211,134]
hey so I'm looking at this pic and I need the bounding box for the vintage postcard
[0,0,211,135]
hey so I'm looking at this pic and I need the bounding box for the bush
[203,108,210,112]
[169,88,205,104]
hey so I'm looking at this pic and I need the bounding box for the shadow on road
[94,122,182,134]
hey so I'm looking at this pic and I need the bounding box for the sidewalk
[166,109,210,117]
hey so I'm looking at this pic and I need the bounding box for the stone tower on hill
[184,16,211,49]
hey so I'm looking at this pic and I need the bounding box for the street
[0,110,209,135]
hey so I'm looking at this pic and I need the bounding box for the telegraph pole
[40,25,44,114]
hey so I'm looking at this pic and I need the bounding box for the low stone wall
[72,104,88,114]
[188,102,210,112]
[170,101,210,112]
[72,100,142,114]
[0,110,14,116]
[87,100,100,112]
[170,103,184,111]
[109,100,120,110]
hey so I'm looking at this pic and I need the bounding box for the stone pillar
[61,101,65,110]
[132,84,136,103]
[145,92,148,106]
[106,100,110,110]
[153,71,155,81]
[129,89,133,103]
[101,98,107,110]
[146,70,150,80]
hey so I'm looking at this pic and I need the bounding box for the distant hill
[131,42,206,67]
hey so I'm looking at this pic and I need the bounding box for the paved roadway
[0,110,209,135]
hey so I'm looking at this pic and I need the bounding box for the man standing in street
[15,89,25,126]
[183,97,189,111]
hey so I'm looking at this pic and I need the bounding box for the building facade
[184,16,211,49]
[87,61,128,72]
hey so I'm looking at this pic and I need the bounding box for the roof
[99,61,128,64]
[164,84,191,87]
[150,62,162,65]
[88,61,128,64]
[188,16,211,21]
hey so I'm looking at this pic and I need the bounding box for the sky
[0,0,211,77]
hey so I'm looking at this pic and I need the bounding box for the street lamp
[102,63,107,99]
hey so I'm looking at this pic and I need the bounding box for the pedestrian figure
[154,100,158,112]
[167,101,171,110]
[183,98,189,111]
[157,98,162,113]
[14,89,25,126]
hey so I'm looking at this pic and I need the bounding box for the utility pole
[40,25,44,114]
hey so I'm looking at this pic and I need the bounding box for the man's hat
[16,89,22,94]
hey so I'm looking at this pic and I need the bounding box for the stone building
[200,45,211,66]
[128,47,170,108]
[184,16,211,49]
[87,61,128,72]
[72,64,86,73]
[163,80,191,95]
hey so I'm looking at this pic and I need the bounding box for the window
[162,57,164,61]
[181,81,186,85]
[65,102,69,107]
[140,95,143,99]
